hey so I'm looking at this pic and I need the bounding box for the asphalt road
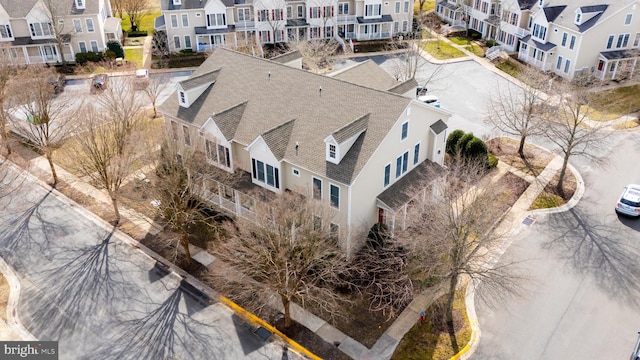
[474,131,640,359]
[0,164,295,359]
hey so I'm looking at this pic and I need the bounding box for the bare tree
[293,40,340,73]
[396,159,524,352]
[0,44,16,155]
[9,65,76,186]
[111,0,125,18]
[153,135,228,263]
[96,77,147,155]
[142,75,170,118]
[541,83,610,197]
[151,30,169,68]
[72,107,149,224]
[256,0,287,46]
[484,67,548,158]
[210,191,351,328]
[122,0,149,32]
[39,0,77,66]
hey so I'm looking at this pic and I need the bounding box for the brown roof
[330,59,399,91]
[160,48,412,185]
[332,114,369,143]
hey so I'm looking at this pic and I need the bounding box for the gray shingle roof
[580,5,608,13]
[521,35,556,51]
[330,59,398,91]
[357,14,393,24]
[215,101,247,140]
[0,0,98,17]
[600,49,640,60]
[262,119,295,161]
[377,160,445,210]
[518,0,536,10]
[179,69,220,90]
[543,0,635,33]
[543,5,567,22]
[387,78,419,95]
[162,0,235,10]
[270,50,303,64]
[332,114,369,143]
[430,119,447,135]
[159,48,413,185]
[155,15,166,29]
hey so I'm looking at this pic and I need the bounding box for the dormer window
[574,12,581,25]
[538,0,543,7]
[329,144,336,159]
[75,0,85,9]
[173,0,182,5]
[178,91,187,106]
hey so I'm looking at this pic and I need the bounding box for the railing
[514,27,529,38]
[234,21,256,30]
[201,178,258,222]
[485,45,504,60]
[198,43,219,52]
[594,69,606,80]
[337,15,356,23]
[518,53,551,71]
[356,32,391,40]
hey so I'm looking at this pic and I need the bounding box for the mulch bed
[487,137,554,176]
[273,317,352,360]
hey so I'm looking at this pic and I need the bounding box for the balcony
[234,21,256,30]
[356,32,391,41]
[518,52,551,71]
[337,15,356,23]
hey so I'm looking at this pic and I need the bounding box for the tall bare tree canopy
[122,0,149,32]
[485,67,548,158]
[210,191,350,328]
[0,45,16,155]
[396,159,524,352]
[542,83,610,197]
[9,65,75,185]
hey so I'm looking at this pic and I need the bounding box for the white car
[615,184,640,217]
[417,94,441,108]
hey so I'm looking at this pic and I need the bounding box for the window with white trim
[313,177,322,200]
[292,168,300,176]
[625,13,632,25]
[330,223,339,241]
[184,35,191,49]
[395,151,409,178]
[171,14,178,28]
[238,8,250,21]
[29,22,53,37]
[252,159,280,188]
[338,2,349,14]
[402,20,408,32]
[365,4,381,16]
[178,91,186,105]
[556,55,562,70]
[401,121,408,140]
[563,59,570,74]
[183,125,191,146]
[569,35,576,50]
[174,36,181,49]
[73,19,82,33]
[561,32,567,46]
[330,184,339,208]
[205,140,231,168]
[78,41,87,53]
[0,25,13,39]
[607,35,614,49]
[171,121,178,139]
[75,0,85,9]
[413,143,420,165]
[634,33,640,47]
[86,18,94,32]
[532,23,547,41]
[395,1,400,14]
[384,164,390,186]
[182,14,189,27]
[90,40,99,52]
[329,144,336,159]
[207,13,226,26]
[404,1,409,13]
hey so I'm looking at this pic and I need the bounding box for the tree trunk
[446,272,460,353]
[281,294,291,328]
[180,233,192,263]
[556,152,570,198]
[46,152,58,186]
[0,125,10,156]
[110,193,121,225]
[518,135,526,158]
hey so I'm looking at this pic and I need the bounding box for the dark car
[48,73,66,94]
[91,74,108,93]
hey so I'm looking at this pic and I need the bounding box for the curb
[0,257,36,341]
[219,296,321,360]
[452,161,585,360]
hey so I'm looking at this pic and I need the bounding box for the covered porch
[518,35,555,72]
[195,26,234,52]
[376,160,446,234]
[595,49,640,81]
[355,15,393,41]
[9,37,73,65]
[436,1,466,28]
[104,17,123,43]
[286,19,309,42]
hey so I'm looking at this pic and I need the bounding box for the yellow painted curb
[219,296,322,360]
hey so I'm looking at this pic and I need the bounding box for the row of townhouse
[159,48,450,256]
[0,0,121,65]
[436,0,640,80]
[156,0,414,53]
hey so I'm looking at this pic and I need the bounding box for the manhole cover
[522,217,535,226]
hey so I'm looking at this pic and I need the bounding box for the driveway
[0,164,295,359]
[474,131,640,359]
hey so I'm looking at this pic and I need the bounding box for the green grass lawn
[414,0,436,14]
[465,44,485,56]
[588,85,640,120]
[529,192,564,210]
[125,48,144,69]
[393,291,471,360]
[420,40,467,60]
[121,11,161,34]
[496,60,521,77]
[448,37,470,45]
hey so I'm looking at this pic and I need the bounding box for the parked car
[418,94,441,108]
[91,74,108,93]
[133,68,149,90]
[48,73,66,94]
[615,184,640,217]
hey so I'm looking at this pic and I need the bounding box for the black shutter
[252,159,256,179]
[275,168,279,188]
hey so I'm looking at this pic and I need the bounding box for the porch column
[632,59,638,79]
[611,61,618,80]
[22,47,29,64]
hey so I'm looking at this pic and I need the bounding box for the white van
[417,94,441,108]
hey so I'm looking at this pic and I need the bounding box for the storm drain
[522,216,535,226]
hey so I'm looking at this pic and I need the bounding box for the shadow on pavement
[544,206,640,306]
